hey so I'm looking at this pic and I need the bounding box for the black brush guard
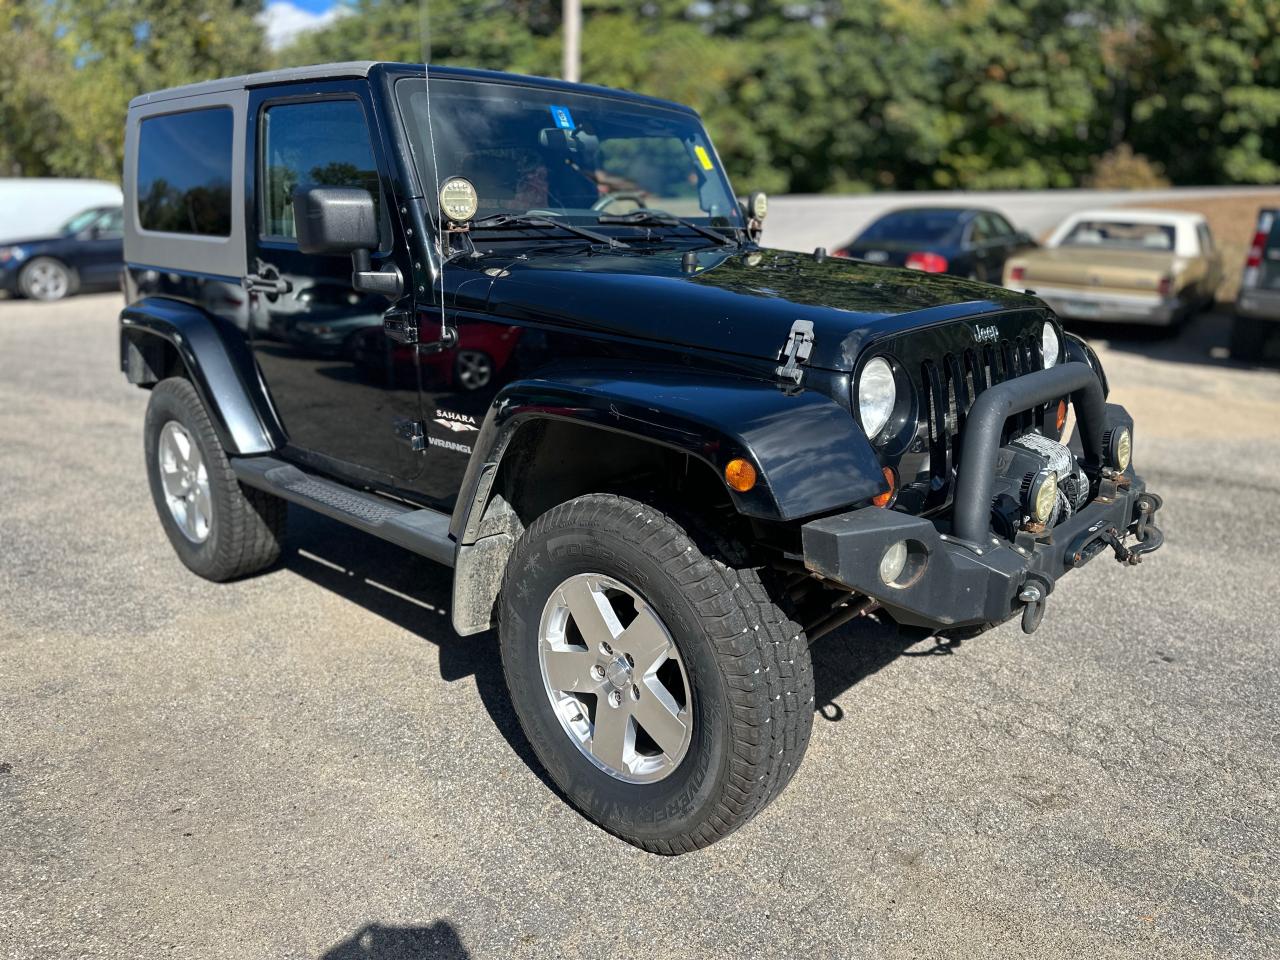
[802,362,1164,632]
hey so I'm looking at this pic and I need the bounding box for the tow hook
[1018,575,1053,635]
[1127,492,1165,561]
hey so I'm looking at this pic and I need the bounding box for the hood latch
[775,319,815,385]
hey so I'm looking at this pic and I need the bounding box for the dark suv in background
[1233,208,1280,361]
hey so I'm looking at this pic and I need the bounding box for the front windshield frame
[393,76,744,238]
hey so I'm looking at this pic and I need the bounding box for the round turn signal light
[871,466,897,508]
[724,458,757,492]
[1055,399,1068,433]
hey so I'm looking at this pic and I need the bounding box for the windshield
[857,209,964,244]
[1059,220,1175,251]
[396,78,742,230]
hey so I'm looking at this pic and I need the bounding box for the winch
[988,431,1093,538]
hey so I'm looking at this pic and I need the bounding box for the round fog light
[1106,426,1132,472]
[879,540,909,585]
[1028,469,1059,524]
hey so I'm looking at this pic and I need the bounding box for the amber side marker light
[1055,399,1068,433]
[724,458,757,492]
[872,466,897,507]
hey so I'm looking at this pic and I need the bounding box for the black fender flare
[119,297,282,455]
[1064,331,1109,399]
[449,365,885,544]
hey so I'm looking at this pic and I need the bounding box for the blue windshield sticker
[550,105,575,130]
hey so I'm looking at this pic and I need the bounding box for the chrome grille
[921,334,1044,485]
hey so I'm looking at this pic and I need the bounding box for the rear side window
[259,99,381,241]
[136,108,234,236]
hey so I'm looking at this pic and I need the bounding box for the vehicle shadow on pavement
[280,507,557,795]
[319,920,470,959]
[279,507,960,757]
[809,616,961,721]
[1071,309,1279,369]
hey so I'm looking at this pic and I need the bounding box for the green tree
[10,0,267,181]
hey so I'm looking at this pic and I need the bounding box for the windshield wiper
[470,214,629,249]
[596,210,735,247]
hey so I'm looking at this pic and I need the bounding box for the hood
[0,234,64,250]
[483,245,1039,371]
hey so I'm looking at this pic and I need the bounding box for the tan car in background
[1003,209,1221,325]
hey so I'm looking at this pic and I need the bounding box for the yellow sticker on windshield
[694,145,715,171]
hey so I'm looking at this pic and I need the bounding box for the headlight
[857,357,897,439]
[0,246,27,265]
[1105,426,1132,472]
[1041,321,1060,368]
[1027,469,1059,523]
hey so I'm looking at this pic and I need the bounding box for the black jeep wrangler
[119,62,1163,853]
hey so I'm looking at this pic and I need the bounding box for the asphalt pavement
[2,293,1278,959]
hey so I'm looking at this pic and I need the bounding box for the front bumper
[803,474,1162,630]
[802,361,1165,632]
[0,262,21,294]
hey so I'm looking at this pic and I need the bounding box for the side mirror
[292,186,401,299]
[293,186,378,254]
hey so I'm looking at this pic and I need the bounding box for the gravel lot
[2,292,1278,960]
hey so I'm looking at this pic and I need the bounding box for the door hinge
[395,419,426,452]
[775,319,815,385]
[383,308,418,345]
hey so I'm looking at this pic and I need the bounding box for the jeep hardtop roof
[127,61,698,117]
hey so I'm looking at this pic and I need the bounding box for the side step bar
[231,456,455,567]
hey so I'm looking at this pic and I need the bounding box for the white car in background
[1003,209,1222,326]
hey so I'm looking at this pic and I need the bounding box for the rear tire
[498,493,814,853]
[143,377,286,581]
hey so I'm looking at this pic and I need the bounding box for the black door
[244,84,422,484]
[77,208,125,287]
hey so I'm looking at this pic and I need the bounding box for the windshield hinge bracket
[775,319,815,385]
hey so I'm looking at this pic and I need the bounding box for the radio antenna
[419,0,448,346]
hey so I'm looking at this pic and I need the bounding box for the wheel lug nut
[601,642,613,655]
[608,690,622,708]
[630,684,640,701]
[591,665,605,680]
[625,653,634,667]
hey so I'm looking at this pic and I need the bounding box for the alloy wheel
[158,421,212,543]
[537,573,693,783]
[23,261,70,301]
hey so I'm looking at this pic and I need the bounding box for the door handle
[242,259,293,296]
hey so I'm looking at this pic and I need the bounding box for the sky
[259,0,345,50]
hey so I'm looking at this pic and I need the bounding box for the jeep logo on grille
[972,323,999,343]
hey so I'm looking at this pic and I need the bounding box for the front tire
[498,494,814,853]
[143,377,286,581]
[18,257,74,301]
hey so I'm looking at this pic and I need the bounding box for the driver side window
[259,98,382,242]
